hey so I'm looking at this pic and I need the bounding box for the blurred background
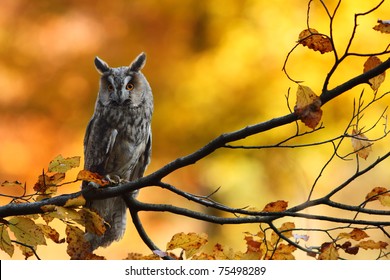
[0,0,389,259]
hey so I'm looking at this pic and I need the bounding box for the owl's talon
[105,174,128,186]
[87,181,101,189]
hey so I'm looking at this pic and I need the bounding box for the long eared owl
[83,53,153,251]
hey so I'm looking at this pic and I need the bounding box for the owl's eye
[126,82,134,91]
[107,84,114,91]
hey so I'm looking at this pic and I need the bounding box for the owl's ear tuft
[94,56,110,74]
[129,52,146,72]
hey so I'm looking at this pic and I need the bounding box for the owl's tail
[85,196,127,251]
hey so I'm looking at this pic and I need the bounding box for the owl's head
[94,52,152,108]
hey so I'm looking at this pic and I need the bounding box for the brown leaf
[318,242,339,260]
[66,225,104,260]
[373,19,390,34]
[80,208,106,236]
[298,28,333,54]
[48,155,80,173]
[34,172,64,194]
[37,224,64,244]
[76,170,109,187]
[262,200,288,212]
[166,232,208,259]
[358,240,388,250]
[351,129,372,160]
[63,195,86,207]
[363,56,386,91]
[271,244,296,260]
[338,228,369,241]
[0,224,14,257]
[294,85,322,129]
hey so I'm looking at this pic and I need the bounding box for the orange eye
[126,83,134,91]
[107,84,114,91]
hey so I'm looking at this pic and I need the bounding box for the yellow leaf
[351,129,372,160]
[8,217,46,246]
[363,56,386,91]
[166,232,208,259]
[64,195,86,207]
[338,228,369,241]
[55,206,83,223]
[37,224,64,244]
[33,172,64,194]
[373,19,390,34]
[272,244,296,260]
[358,240,388,250]
[80,208,106,236]
[294,85,322,129]
[0,224,14,257]
[366,187,390,207]
[298,28,333,54]
[65,225,103,260]
[271,222,295,244]
[318,242,339,260]
[262,200,288,212]
[48,155,80,173]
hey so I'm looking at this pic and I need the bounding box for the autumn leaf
[8,217,46,247]
[298,28,333,54]
[365,187,390,207]
[318,242,339,260]
[37,224,64,244]
[351,128,372,160]
[166,232,208,259]
[262,200,288,212]
[48,155,80,173]
[271,222,295,244]
[294,85,322,129]
[34,172,64,194]
[66,225,104,260]
[357,240,388,250]
[125,252,160,260]
[272,243,296,260]
[79,208,106,236]
[1,180,23,188]
[55,206,83,223]
[0,224,14,257]
[64,195,86,207]
[373,19,390,34]
[338,228,369,241]
[340,241,359,255]
[77,170,109,187]
[363,56,386,91]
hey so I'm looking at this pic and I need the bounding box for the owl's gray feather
[83,53,153,251]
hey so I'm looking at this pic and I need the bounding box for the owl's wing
[83,116,117,178]
[130,128,152,181]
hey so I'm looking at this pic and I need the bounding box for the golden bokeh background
[0,0,389,259]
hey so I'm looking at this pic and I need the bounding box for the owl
[82,52,153,251]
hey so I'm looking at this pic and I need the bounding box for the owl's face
[95,53,150,109]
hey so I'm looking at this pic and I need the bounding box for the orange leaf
[166,232,208,259]
[358,240,388,250]
[262,200,288,212]
[363,56,386,91]
[272,244,296,260]
[318,242,339,260]
[373,19,390,34]
[351,129,372,160]
[33,172,64,194]
[298,28,333,54]
[338,228,369,241]
[66,225,104,260]
[294,85,322,129]
[76,170,109,187]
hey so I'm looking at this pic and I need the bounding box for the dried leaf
[0,224,14,257]
[48,155,80,173]
[338,228,369,241]
[80,208,106,236]
[272,244,296,260]
[358,240,388,250]
[55,206,83,223]
[34,172,64,193]
[318,242,339,260]
[8,217,46,247]
[166,232,208,259]
[294,85,322,129]
[271,222,295,244]
[77,170,109,187]
[125,252,160,260]
[363,56,386,91]
[298,28,333,54]
[373,19,390,34]
[66,225,104,260]
[351,129,372,160]
[64,195,86,207]
[37,224,64,244]
[262,200,288,212]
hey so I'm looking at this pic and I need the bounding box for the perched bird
[82,53,153,250]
